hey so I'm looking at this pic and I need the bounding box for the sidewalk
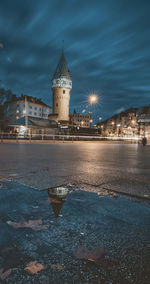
[0,180,150,283]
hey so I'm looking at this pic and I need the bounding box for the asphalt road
[0,142,150,198]
[0,180,150,283]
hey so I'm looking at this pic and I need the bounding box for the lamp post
[89,94,98,128]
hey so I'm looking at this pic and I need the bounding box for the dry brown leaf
[75,246,105,261]
[7,219,49,231]
[0,268,12,280]
[75,246,119,267]
[93,259,119,267]
[51,264,64,270]
[111,193,118,199]
[25,261,44,275]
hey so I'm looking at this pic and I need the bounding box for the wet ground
[0,180,150,283]
[0,142,150,199]
[0,142,150,283]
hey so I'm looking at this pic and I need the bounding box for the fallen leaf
[75,246,105,261]
[111,193,118,199]
[51,264,64,270]
[0,268,12,280]
[75,246,119,268]
[7,219,49,231]
[89,258,119,267]
[1,247,25,271]
[25,261,44,275]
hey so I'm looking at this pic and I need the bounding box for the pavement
[0,142,150,199]
[0,180,150,283]
[0,142,150,283]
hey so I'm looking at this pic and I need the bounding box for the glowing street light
[89,94,98,128]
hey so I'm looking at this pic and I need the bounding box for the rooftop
[52,49,71,81]
[5,94,51,108]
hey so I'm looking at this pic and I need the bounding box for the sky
[0,0,150,122]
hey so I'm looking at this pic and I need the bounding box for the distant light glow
[89,94,98,104]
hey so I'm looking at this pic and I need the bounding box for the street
[0,142,150,283]
[0,142,150,198]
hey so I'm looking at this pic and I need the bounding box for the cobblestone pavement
[0,142,150,198]
[0,181,150,283]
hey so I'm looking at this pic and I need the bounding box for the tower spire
[52,46,71,81]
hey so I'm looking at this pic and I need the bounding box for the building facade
[70,111,90,128]
[4,94,51,123]
[97,106,150,141]
[50,49,72,122]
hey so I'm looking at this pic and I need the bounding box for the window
[29,111,32,115]
[56,103,58,107]
[29,105,32,109]
[34,107,37,110]
[63,90,65,94]
[34,112,37,115]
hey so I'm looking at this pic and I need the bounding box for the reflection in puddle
[48,187,68,220]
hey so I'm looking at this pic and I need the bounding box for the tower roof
[52,49,71,81]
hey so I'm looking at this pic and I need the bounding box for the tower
[52,49,72,122]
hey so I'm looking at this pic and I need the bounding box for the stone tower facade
[52,49,72,122]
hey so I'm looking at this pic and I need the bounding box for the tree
[0,88,13,105]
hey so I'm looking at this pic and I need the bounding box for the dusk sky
[0,0,150,121]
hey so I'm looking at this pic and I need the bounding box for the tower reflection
[48,187,68,220]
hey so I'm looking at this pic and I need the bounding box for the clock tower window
[63,90,65,94]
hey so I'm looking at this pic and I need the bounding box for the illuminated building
[4,94,51,123]
[49,48,72,123]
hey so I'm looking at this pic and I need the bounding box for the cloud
[0,0,150,120]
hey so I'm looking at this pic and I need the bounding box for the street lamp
[89,94,98,128]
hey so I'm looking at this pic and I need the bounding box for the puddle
[48,187,68,219]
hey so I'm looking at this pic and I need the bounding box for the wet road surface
[0,142,150,198]
[0,180,150,283]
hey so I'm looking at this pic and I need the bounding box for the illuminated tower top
[52,49,72,90]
